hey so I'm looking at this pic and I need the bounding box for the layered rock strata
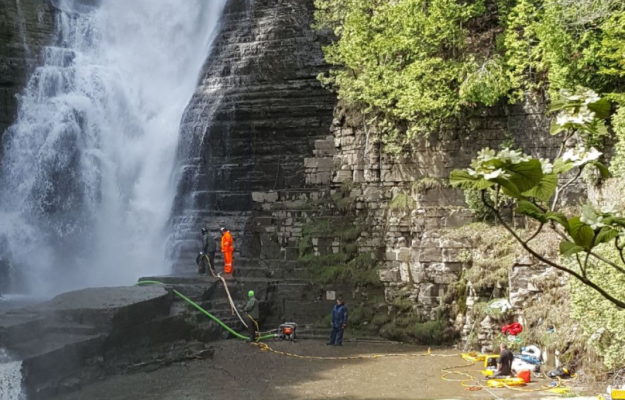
[301,96,576,340]
[170,0,335,277]
[0,0,56,140]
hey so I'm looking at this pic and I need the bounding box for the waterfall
[0,349,23,400]
[0,0,226,295]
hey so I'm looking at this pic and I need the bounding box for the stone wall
[299,95,574,340]
[0,0,57,141]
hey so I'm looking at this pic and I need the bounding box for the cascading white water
[0,349,23,400]
[0,0,226,296]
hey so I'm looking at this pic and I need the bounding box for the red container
[517,370,531,383]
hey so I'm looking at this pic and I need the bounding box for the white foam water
[0,349,23,400]
[0,0,226,295]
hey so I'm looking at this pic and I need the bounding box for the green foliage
[610,105,625,177]
[412,320,447,345]
[315,0,625,152]
[388,193,415,211]
[460,57,512,106]
[500,0,542,99]
[464,188,495,221]
[570,246,625,369]
[332,181,356,212]
[501,0,625,96]
[452,92,625,310]
[451,93,611,217]
[412,177,449,194]
[315,0,508,153]
[381,314,453,344]
[442,223,519,293]
[473,298,513,320]
[299,218,379,286]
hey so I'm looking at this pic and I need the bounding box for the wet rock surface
[0,286,174,400]
[170,0,335,270]
[0,276,337,399]
[0,0,57,139]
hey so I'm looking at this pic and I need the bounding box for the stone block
[419,247,442,263]
[442,248,465,263]
[304,158,318,169]
[333,170,352,183]
[409,262,425,283]
[399,262,411,283]
[398,247,411,262]
[379,268,400,282]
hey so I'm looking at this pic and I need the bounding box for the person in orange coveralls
[220,227,234,274]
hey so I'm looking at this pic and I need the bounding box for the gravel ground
[51,340,589,400]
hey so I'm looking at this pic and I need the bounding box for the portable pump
[278,322,298,341]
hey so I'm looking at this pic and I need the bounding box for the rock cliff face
[170,0,335,272]
[296,96,576,341]
[167,0,574,335]
[0,0,572,345]
[0,0,56,140]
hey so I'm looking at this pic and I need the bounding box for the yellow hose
[202,254,249,328]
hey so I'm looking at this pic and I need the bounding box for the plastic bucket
[517,370,531,383]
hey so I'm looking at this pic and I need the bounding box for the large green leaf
[553,158,574,174]
[450,170,495,190]
[603,217,625,228]
[546,211,570,231]
[506,159,544,193]
[522,173,557,203]
[582,121,608,137]
[590,161,610,179]
[482,159,506,169]
[515,200,548,223]
[550,120,566,136]
[587,98,611,120]
[548,99,575,113]
[493,177,522,199]
[568,217,596,250]
[596,226,619,245]
[559,241,585,256]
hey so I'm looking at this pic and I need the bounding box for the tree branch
[575,254,586,278]
[616,237,625,266]
[583,250,591,279]
[481,190,625,309]
[525,222,544,244]
[589,251,625,275]
[551,167,583,211]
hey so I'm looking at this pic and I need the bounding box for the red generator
[278,322,298,342]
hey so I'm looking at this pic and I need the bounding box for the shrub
[413,320,447,345]
[389,193,415,211]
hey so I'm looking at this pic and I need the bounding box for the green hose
[135,280,275,341]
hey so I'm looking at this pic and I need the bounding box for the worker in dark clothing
[201,228,216,274]
[327,296,348,346]
[491,343,514,378]
[244,290,259,341]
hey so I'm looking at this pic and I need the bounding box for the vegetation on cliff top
[314,0,625,154]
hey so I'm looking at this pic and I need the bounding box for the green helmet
[248,290,255,297]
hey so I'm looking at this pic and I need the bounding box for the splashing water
[0,0,226,295]
[0,349,23,400]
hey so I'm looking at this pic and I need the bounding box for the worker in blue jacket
[327,296,348,346]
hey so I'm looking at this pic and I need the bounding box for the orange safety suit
[221,230,234,274]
